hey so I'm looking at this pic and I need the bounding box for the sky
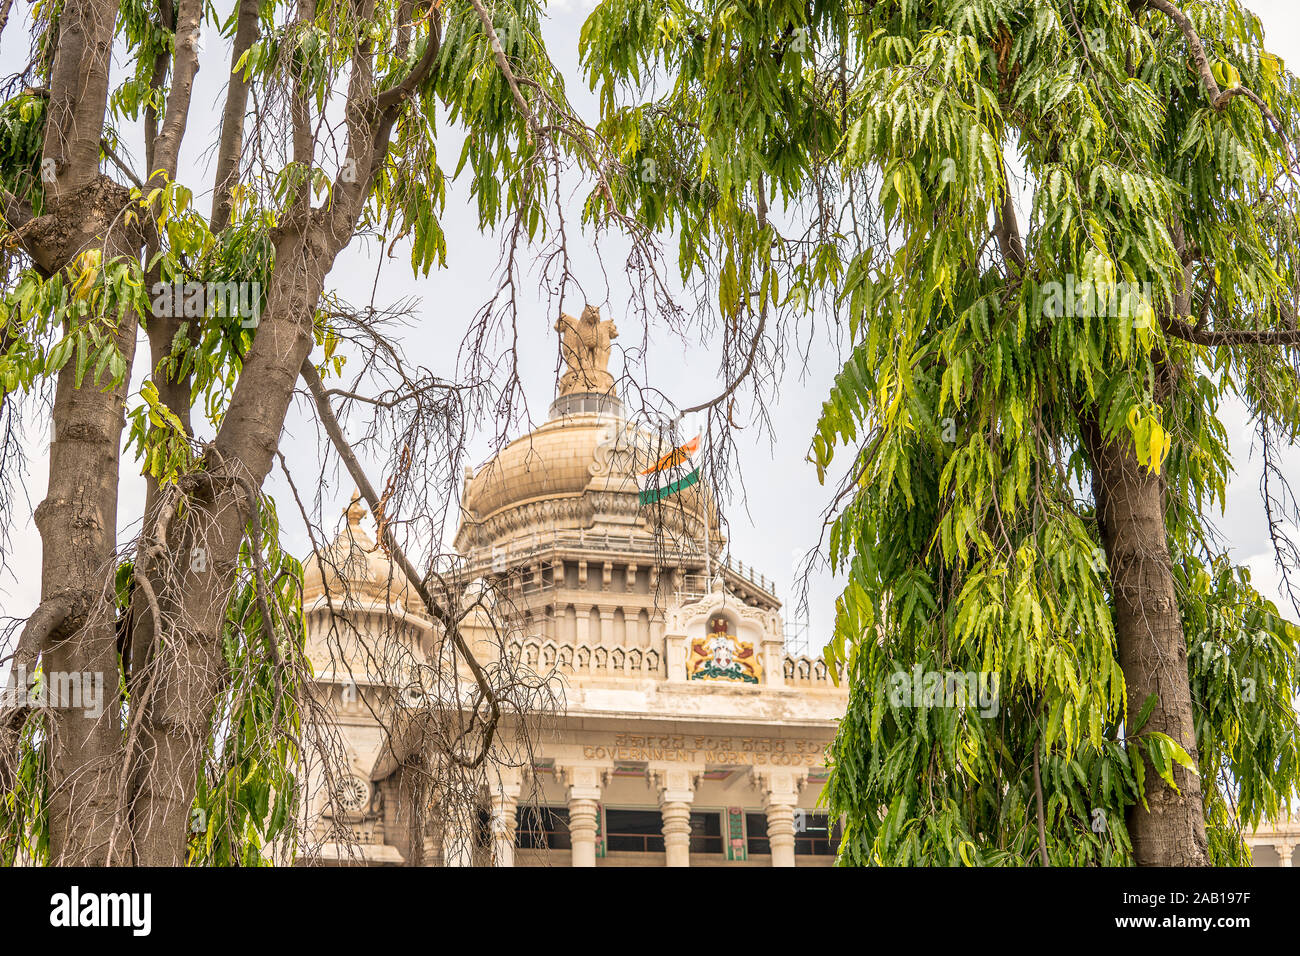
[3,0,1300,656]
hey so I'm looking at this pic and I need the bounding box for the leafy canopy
[581,0,1300,864]
[0,0,604,863]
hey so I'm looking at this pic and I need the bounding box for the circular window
[335,776,369,812]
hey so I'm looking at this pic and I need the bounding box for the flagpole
[703,483,712,585]
[673,414,711,587]
[701,422,712,586]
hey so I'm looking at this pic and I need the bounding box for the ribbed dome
[303,491,421,612]
[463,413,627,518]
[457,401,716,555]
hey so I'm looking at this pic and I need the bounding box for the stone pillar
[559,765,603,867]
[765,804,796,868]
[762,634,786,687]
[600,608,617,662]
[489,771,522,868]
[1279,840,1294,867]
[649,608,666,646]
[575,602,591,647]
[755,768,806,867]
[664,610,688,682]
[654,768,698,867]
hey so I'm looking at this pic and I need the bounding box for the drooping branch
[3,596,72,672]
[300,360,501,768]
[674,177,771,424]
[374,0,442,113]
[673,299,768,424]
[326,0,442,242]
[468,0,541,143]
[466,0,627,218]
[1162,213,1300,346]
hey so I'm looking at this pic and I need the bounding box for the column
[600,608,617,666]
[664,631,688,681]
[489,771,522,868]
[654,768,698,867]
[762,626,786,687]
[664,608,688,681]
[575,602,591,647]
[559,764,603,867]
[1279,839,1294,867]
[755,768,806,867]
[765,804,796,868]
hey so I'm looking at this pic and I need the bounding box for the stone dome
[456,395,716,554]
[464,412,625,518]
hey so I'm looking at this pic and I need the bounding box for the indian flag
[638,434,702,505]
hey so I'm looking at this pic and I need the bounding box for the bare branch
[1159,312,1300,347]
[301,359,501,768]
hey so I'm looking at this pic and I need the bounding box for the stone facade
[290,372,1298,867]
[1246,821,1300,867]
[296,376,848,866]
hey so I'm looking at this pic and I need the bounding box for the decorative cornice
[457,490,715,559]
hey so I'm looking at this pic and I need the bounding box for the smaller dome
[303,491,421,613]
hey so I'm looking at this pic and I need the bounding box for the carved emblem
[687,615,761,684]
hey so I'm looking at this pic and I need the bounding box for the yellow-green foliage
[582,0,1300,864]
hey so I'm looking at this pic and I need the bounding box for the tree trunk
[129,230,328,864]
[19,0,137,866]
[1082,409,1209,866]
[209,0,260,233]
[38,300,137,866]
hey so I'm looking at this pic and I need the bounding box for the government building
[289,308,1296,867]
[295,308,848,866]
[1246,822,1299,867]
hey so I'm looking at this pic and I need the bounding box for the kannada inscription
[583,733,827,766]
